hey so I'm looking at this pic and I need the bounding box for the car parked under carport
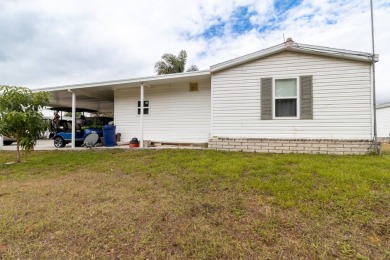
[2,136,16,145]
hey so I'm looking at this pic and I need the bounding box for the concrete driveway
[1,139,130,151]
[1,139,205,151]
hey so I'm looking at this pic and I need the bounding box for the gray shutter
[300,75,313,119]
[261,78,273,120]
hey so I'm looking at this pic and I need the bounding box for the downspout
[68,89,76,149]
[140,82,144,148]
[370,0,378,154]
[210,74,214,139]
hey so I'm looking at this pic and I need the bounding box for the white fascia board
[32,70,211,93]
[210,43,378,73]
[291,43,378,62]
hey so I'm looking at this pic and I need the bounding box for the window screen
[274,79,297,118]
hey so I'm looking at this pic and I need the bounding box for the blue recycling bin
[103,125,116,147]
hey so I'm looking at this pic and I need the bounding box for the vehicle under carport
[48,107,113,148]
[2,136,16,145]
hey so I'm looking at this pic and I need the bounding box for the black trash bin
[103,125,116,147]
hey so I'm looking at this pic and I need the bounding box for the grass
[0,149,389,259]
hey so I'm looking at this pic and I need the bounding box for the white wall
[114,81,211,143]
[377,106,390,138]
[212,51,373,139]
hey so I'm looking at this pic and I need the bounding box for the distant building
[377,102,390,138]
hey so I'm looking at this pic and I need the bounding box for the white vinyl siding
[377,106,390,138]
[212,51,372,139]
[114,82,211,143]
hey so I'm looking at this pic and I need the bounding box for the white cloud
[0,0,389,103]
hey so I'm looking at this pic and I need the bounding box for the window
[137,100,149,115]
[274,78,298,118]
[261,76,313,120]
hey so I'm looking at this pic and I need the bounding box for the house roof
[377,102,390,109]
[210,38,379,73]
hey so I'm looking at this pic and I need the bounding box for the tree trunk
[16,141,21,163]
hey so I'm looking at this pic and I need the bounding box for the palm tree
[154,50,199,75]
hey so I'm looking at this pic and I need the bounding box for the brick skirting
[208,137,377,155]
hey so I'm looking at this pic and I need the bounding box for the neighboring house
[35,38,379,154]
[377,102,390,138]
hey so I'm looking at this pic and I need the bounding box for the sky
[0,0,389,103]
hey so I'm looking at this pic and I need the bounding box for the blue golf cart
[53,124,103,148]
[49,107,112,148]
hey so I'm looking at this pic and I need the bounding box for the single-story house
[36,38,379,154]
[377,102,390,139]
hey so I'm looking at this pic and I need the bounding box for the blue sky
[197,1,305,40]
[0,0,389,102]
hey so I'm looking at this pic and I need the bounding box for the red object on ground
[129,143,139,148]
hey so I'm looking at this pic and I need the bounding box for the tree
[154,50,199,75]
[0,86,49,163]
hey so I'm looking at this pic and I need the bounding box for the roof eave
[289,44,378,63]
[210,43,286,73]
[32,70,211,93]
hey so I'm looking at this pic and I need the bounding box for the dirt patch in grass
[0,149,389,258]
[381,142,390,154]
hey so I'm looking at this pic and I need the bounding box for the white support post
[140,83,144,148]
[0,136,3,150]
[70,90,76,149]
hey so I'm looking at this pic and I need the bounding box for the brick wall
[208,137,377,155]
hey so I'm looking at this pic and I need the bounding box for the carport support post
[0,136,3,150]
[140,83,144,148]
[69,89,76,149]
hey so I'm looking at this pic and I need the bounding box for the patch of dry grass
[381,142,390,154]
[0,149,389,259]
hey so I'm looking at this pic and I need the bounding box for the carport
[33,71,211,149]
[35,81,115,148]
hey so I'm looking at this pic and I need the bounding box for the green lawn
[0,149,389,259]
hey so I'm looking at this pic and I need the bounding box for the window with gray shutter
[261,78,272,120]
[300,75,313,119]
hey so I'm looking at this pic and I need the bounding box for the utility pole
[370,0,378,154]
